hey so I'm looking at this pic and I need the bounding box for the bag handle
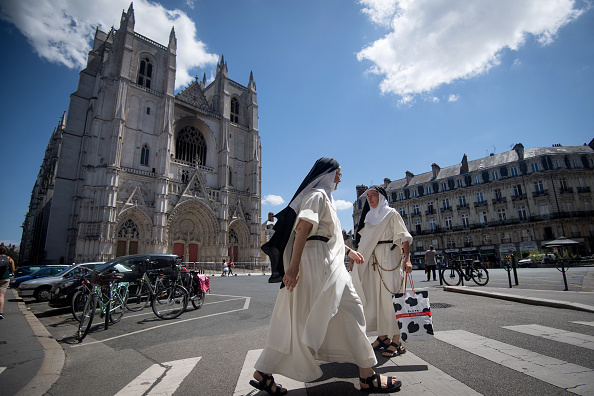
[404,272,415,294]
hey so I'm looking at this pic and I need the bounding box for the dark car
[10,265,70,288]
[13,266,44,278]
[48,254,180,308]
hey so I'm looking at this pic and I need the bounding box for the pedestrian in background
[222,259,229,277]
[253,157,401,394]
[351,186,413,358]
[425,245,437,281]
[228,260,234,276]
[0,244,16,319]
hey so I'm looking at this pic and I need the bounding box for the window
[555,159,563,168]
[441,182,447,192]
[228,167,233,186]
[458,195,467,207]
[464,236,472,247]
[447,238,455,248]
[510,167,518,177]
[560,178,568,191]
[539,204,550,218]
[534,180,544,193]
[480,211,488,225]
[498,208,506,221]
[494,189,502,201]
[230,97,239,123]
[500,232,511,243]
[523,229,532,241]
[147,107,151,115]
[457,179,463,188]
[476,192,484,204]
[531,163,539,172]
[572,158,579,168]
[517,205,527,221]
[398,192,404,201]
[425,186,432,195]
[413,204,420,215]
[137,57,153,89]
[140,144,149,166]
[474,175,481,185]
[412,190,418,197]
[483,233,491,244]
[427,201,434,213]
[492,171,499,180]
[414,221,421,233]
[445,217,452,231]
[442,198,450,210]
[399,208,406,217]
[176,126,207,165]
[514,184,523,196]
[429,218,436,231]
[462,214,469,228]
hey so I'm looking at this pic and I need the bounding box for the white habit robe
[255,189,377,382]
[352,211,413,338]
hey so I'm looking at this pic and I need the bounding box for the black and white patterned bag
[392,274,434,342]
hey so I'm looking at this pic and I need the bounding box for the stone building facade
[353,142,594,266]
[20,5,261,265]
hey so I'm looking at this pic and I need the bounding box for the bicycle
[184,270,209,310]
[151,264,189,319]
[440,258,489,286]
[125,269,162,312]
[74,271,129,342]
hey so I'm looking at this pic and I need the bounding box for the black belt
[377,240,397,250]
[307,236,329,243]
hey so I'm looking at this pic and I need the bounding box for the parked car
[19,262,103,302]
[517,253,556,267]
[13,266,44,278]
[10,265,71,288]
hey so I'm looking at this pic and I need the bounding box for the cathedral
[20,5,262,266]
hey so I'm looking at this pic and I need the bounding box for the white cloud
[335,200,354,211]
[448,94,460,102]
[262,195,285,206]
[0,0,218,89]
[358,0,585,100]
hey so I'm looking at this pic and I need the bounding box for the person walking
[253,158,401,394]
[351,186,413,358]
[425,245,437,281]
[228,260,234,276]
[0,245,16,319]
[221,259,229,277]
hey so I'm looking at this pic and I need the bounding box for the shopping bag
[392,274,434,342]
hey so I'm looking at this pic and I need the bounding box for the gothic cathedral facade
[20,5,262,265]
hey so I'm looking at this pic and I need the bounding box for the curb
[443,286,594,313]
[11,289,65,396]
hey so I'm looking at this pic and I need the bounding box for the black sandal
[382,342,406,357]
[249,371,288,395]
[371,337,391,350]
[360,372,402,393]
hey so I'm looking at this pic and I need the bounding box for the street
[15,268,594,395]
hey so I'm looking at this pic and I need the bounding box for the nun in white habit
[253,159,401,395]
[351,186,413,358]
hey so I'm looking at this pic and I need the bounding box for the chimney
[356,185,368,198]
[383,178,391,188]
[460,154,469,174]
[405,171,414,184]
[513,143,525,160]
[431,163,440,179]
[268,212,274,222]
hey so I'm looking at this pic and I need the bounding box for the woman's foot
[371,336,390,350]
[381,342,405,357]
[249,371,287,395]
[360,372,401,393]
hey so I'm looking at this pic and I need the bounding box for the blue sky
[1,0,593,246]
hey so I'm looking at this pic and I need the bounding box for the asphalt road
[24,268,594,395]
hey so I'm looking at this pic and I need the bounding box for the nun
[351,186,413,358]
[252,158,401,395]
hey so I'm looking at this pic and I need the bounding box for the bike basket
[90,270,124,286]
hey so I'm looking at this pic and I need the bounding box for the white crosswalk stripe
[115,357,201,396]
[503,324,594,350]
[434,330,594,396]
[572,321,594,327]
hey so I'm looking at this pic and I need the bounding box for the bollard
[511,256,519,286]
[503,257,513,288]
[556,259,569,291]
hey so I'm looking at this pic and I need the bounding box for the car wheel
[34,286,52,302]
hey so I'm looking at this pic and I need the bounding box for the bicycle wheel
[471,265,489,286]
[441,267,462,286]
[71,290,86,321]
[152,284,189,319]
[109,284,127,323]
[77,293,96,342]
[126,280,151,312]
[191,291,205,309]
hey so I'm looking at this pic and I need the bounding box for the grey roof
[386,145,593,191]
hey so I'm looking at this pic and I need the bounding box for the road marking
[123,297,247,320]
[72,297,250,347]
[503,324,594,350]
[115,357,201,396]
[435,330,594,395]
[0,367,5,375]
[234,343,478,396]
[572,321,594,327]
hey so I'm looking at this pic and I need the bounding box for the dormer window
[230,97,239,123]
[137,57,153,89]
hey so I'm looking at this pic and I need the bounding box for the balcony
[511,193,527,202]
[457,203,469,210]
[578,186,591,193]
[442,206,453,212]
[473,201,487,208]
[411,211,422,218]
[492,197,507,204]
[532,189,549,198]
[426,208,436,215]
[559,187,573,194]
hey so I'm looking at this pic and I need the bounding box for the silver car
[18,262,103,301]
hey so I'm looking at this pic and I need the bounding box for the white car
[18,262,103,301]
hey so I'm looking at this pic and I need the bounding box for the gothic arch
[113,207,153,256]
[228,219,250,261]
[173,117,216,169]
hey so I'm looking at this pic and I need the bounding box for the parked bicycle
[440,257,489,286]
[75,271,129,342]
[184,270,210,310]
[151,264,189,319]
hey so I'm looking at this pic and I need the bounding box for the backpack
[0,256,10,275]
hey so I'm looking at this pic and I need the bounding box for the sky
[0,0,593,246]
